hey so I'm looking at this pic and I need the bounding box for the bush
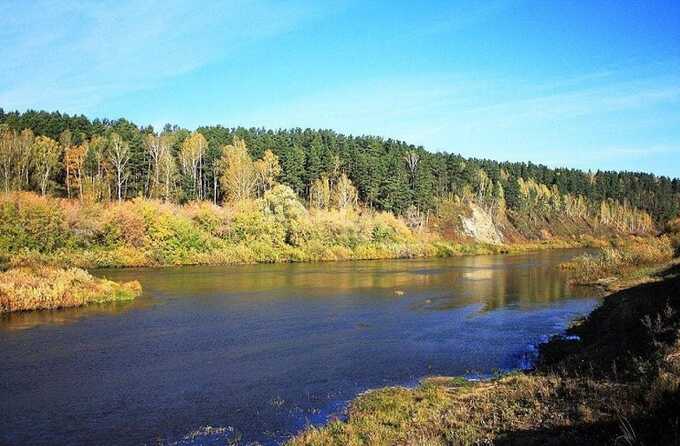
[139,201,217,264]
[228,200,286,246]
[100,201,147,248]
[261,185,307,244]
[0,192,73,252]
[184,201,231,238]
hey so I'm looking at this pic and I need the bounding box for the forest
[1,108,678,225]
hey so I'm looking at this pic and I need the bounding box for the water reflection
[0,298,151,331]
[94,249,592,314]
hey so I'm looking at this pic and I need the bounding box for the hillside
[1,108,678,224]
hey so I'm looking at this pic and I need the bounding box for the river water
[0,249,598,445]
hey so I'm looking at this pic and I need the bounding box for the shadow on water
[0,298,152,331]
[0,249,599,446]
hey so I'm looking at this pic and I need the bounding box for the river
[0,249,598,445]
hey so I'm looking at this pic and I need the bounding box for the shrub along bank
[0,266,141,313]
[0,190,633,270]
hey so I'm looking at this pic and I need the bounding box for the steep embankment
[432,179,655,248]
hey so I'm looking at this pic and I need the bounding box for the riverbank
[288,256,680,444]
[3,237,593,270]
[0,191,633,270]
[0,266,141,313]
[560,235,676,290]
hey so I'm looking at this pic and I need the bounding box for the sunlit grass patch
[560,236,674,284]
[287,373,639,446]
[0,266,141,313]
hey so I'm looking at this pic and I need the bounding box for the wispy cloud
[246,65,680,137]
[240,63,680,176]
[0,0,343,112]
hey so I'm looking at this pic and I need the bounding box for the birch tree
[333,173,358,209]
[0,127,15,193]
[59,130,73,197]
[159,134,177,202]
[16,129,34,190]
[309,175,331,209]
[179,132,207,200]
[254,149,281,196]
[32,136,62,196]
[107,133,131,202]
[65,143,87,200]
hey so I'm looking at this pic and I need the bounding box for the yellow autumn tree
[332,173,358,209]
[32,136,62,196]
[179,132,207,200]
[254,149,281,196]
[65,143,87,200]
[219,137,256,202]
[309,175,332,209]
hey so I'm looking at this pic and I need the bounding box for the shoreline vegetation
[0,189,655,271]
[288,232,680,445]
[560,235,677,290]
[0,266,141,313]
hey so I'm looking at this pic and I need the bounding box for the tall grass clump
[0,266,141,313]
[561,236,675,283]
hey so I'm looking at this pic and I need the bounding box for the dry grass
[288,374,638,446]
[0,266,141,313]
[560,236,674,284]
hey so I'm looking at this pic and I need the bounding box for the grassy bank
[0,266,141,313]
[288,254,680,445]
[0,191,605,270]
[560,235,677,290]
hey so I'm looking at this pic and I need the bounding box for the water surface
[0,250,597,445]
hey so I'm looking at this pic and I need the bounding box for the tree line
[1,108,678,223]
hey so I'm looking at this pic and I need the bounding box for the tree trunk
[117,169,122,202]
[213,175,217,204]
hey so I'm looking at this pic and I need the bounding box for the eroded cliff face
[460,203,504,245]
[432,199,656,246]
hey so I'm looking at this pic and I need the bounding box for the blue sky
[1,0,679,177]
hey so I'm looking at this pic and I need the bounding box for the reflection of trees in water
[2,252,588,329]
[99,250,589,313]
[0,299,144,331]
[407,252,591,312]
[106,262,442,299]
